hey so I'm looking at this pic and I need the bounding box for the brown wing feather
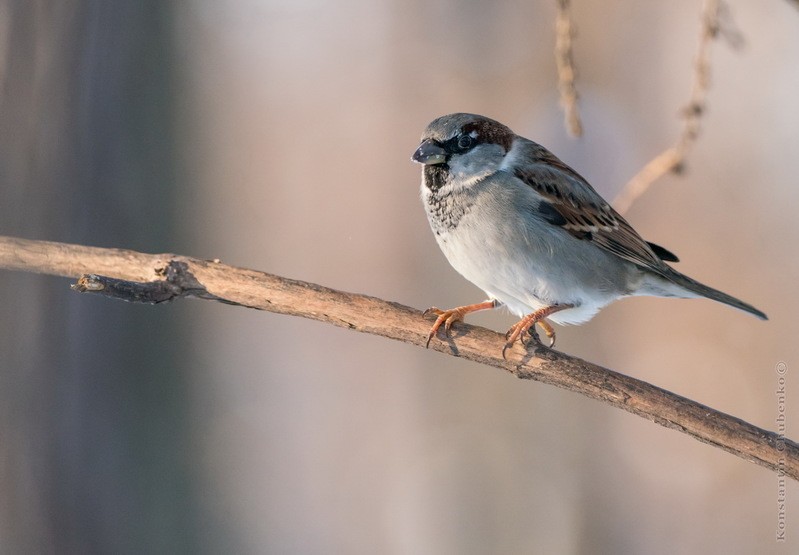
[511,141,672,276]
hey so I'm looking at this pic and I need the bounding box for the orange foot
[502,304,574,359]
[424,300,498,348]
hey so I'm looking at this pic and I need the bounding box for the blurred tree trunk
[0,2,197,552]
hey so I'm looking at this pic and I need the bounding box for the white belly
[428,185,630,325]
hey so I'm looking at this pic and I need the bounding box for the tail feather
[662,267,768,321]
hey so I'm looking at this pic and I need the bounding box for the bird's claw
[502,318,556,360]
[424,307,463,348]
[423,300,500,348]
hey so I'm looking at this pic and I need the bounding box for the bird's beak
[412,139,447,165]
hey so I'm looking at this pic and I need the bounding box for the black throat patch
[423,164,450,193]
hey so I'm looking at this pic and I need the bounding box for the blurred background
[1,1,797,553]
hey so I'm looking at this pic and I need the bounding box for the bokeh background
[1,1,797,553]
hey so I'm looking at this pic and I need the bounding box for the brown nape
[462,119,514,152]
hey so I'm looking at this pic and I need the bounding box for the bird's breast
[423,188,474,237]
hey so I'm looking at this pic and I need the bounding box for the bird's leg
[503,305,573,359]
[424,300,498,348]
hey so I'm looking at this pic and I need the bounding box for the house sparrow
[412,113,767,357]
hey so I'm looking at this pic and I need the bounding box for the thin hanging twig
[555,0,583,137]
[613,0,744,214]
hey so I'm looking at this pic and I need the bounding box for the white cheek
[448,144,506,184]
[450,172,486,190]
[498,140,525,172]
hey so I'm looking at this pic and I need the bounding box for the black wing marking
[646,242,679,263]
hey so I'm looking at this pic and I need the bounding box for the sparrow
[412,113,767,357]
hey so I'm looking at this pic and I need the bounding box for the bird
[411,113,767,358]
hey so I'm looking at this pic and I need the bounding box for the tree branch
[1,235,795,480]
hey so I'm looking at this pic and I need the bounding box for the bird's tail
[660,267,768,320]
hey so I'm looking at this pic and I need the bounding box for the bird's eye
[457,135,474,150]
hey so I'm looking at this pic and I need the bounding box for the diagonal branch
[613,0,744,214]
[1,234,795,480]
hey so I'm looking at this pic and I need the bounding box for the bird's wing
[507,140,674,276]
